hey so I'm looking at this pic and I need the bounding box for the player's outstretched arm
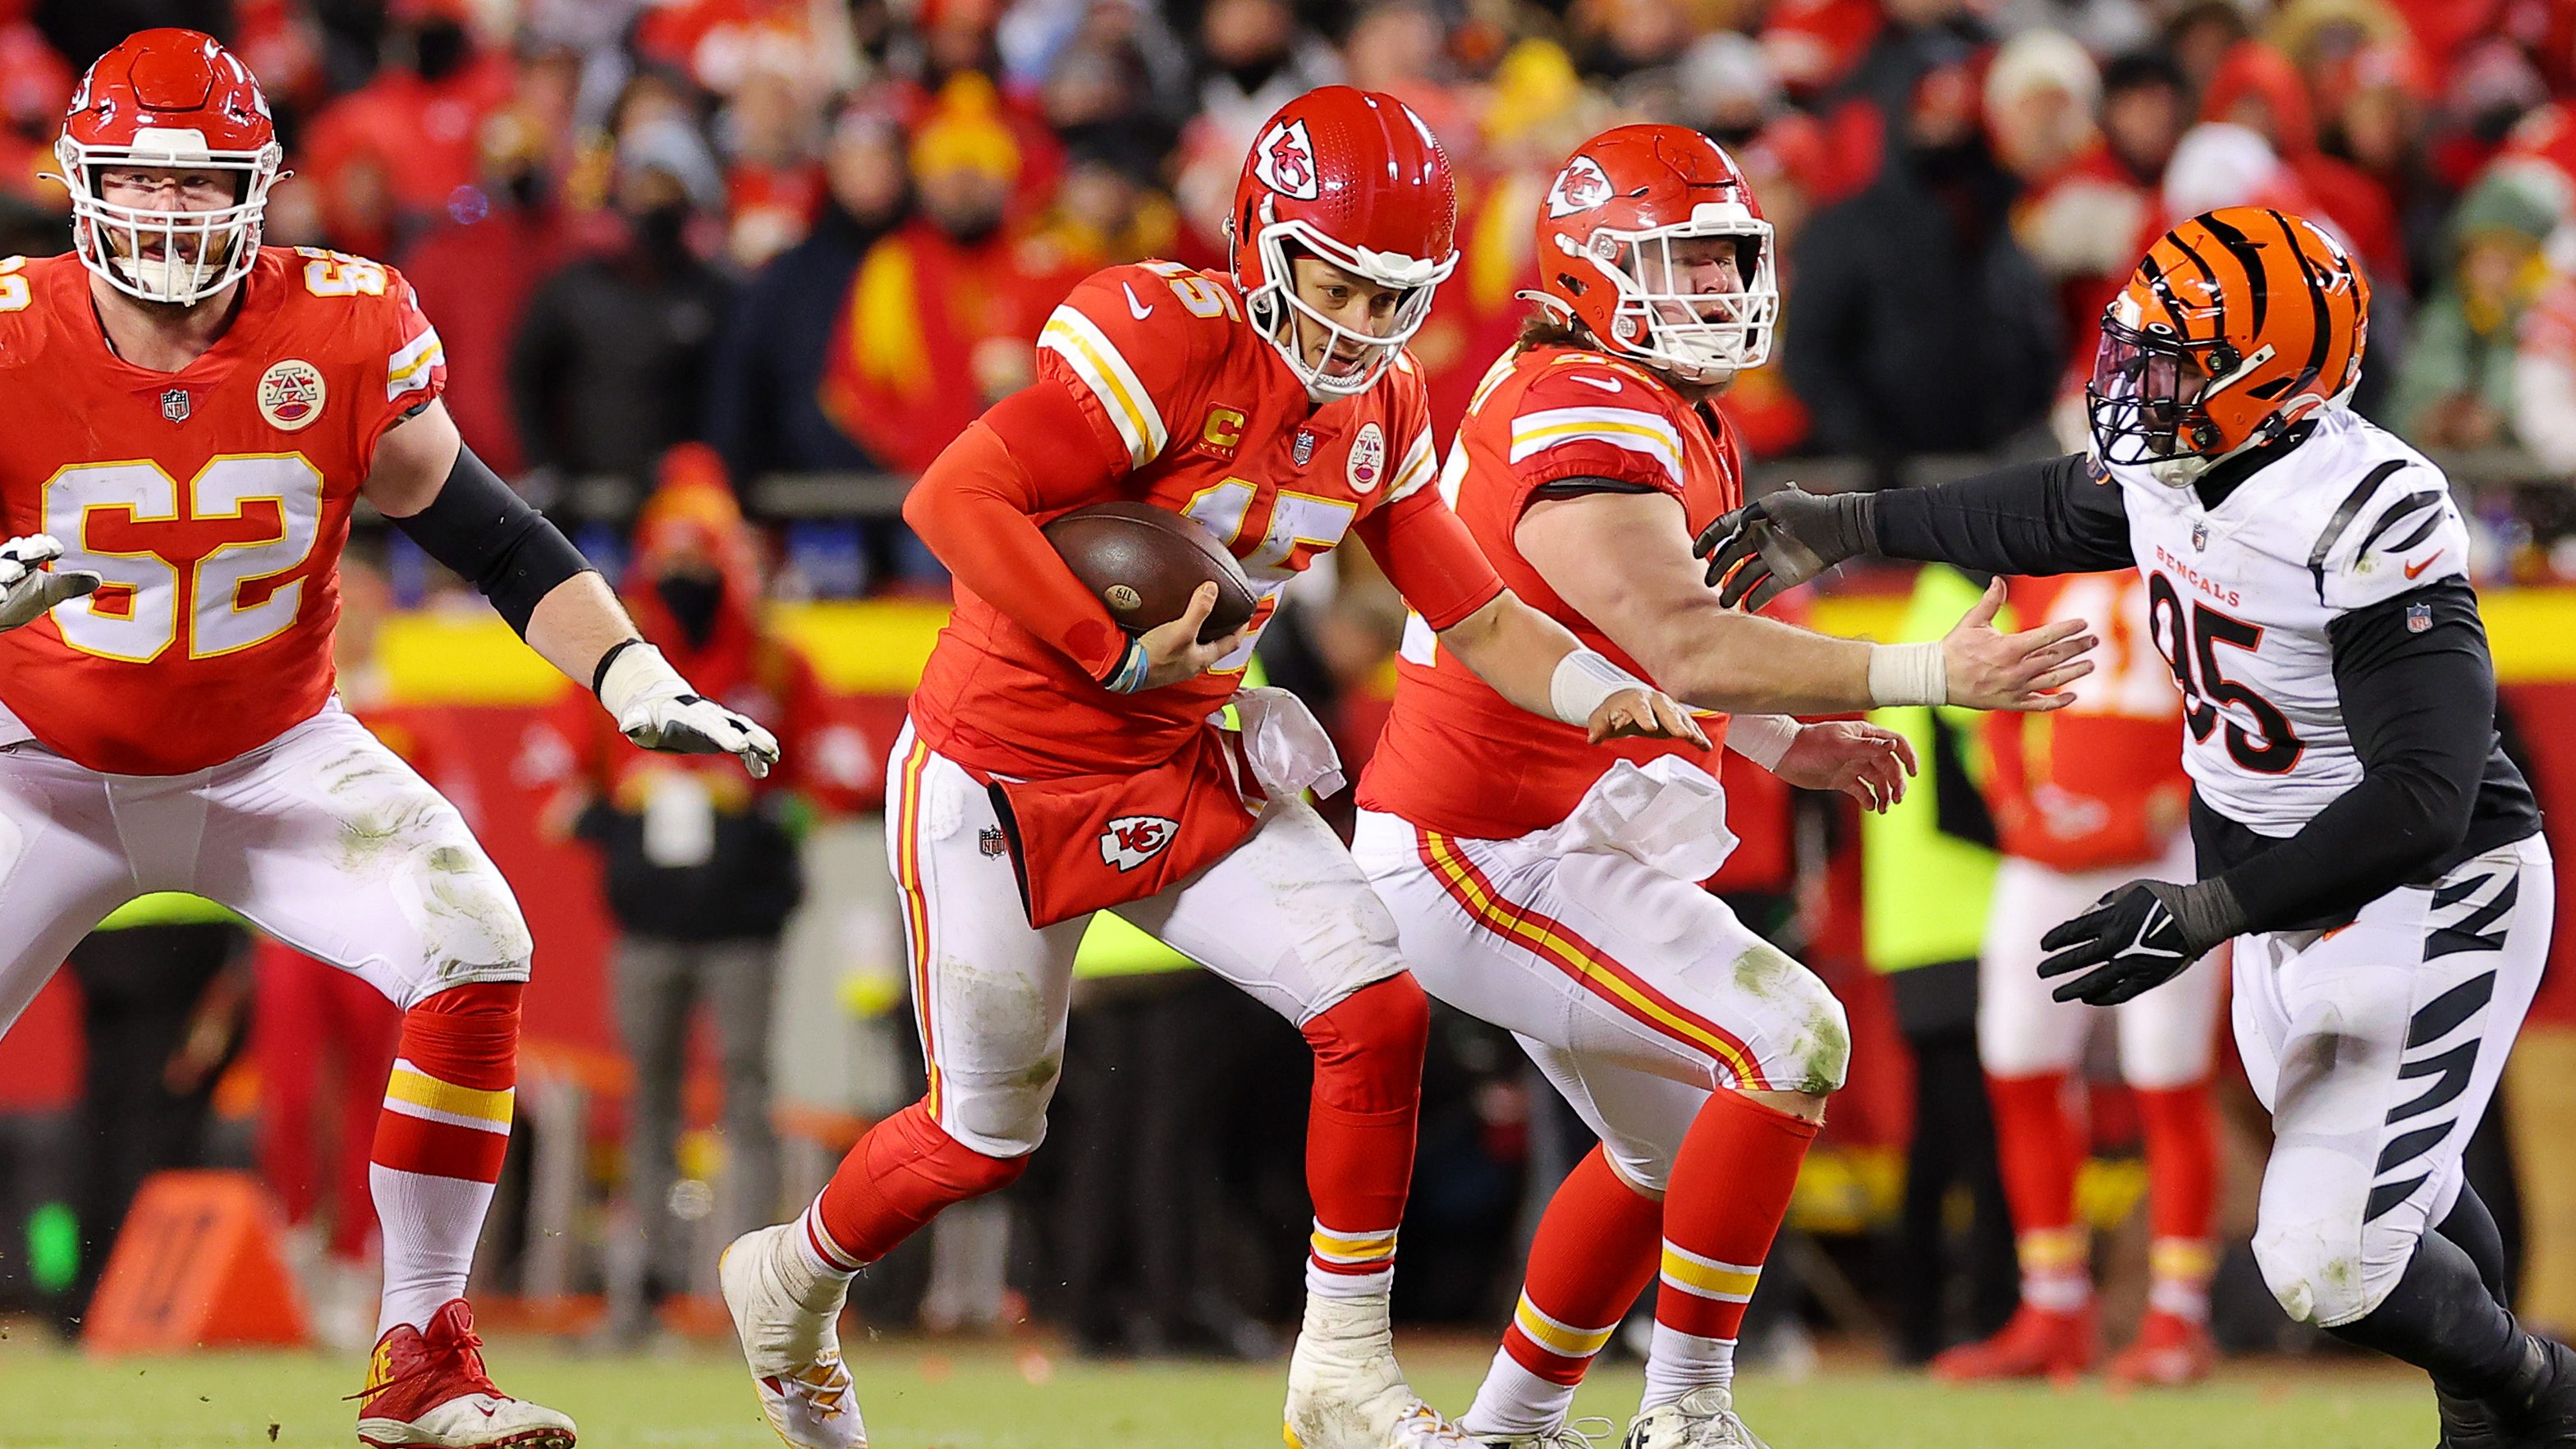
[1523,488,2096,719]
[1696,453,2134,608]
[362,400,780,777]
[0,534,99,631]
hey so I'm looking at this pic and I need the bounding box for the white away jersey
[2106,406,2469,837]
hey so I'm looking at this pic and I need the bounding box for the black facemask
[656,574,725,649]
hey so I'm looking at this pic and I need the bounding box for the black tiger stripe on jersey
[2307,459,2413,602]
[2357,490,2446,558]
[2407,970,2497,1048]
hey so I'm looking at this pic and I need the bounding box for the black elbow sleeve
[389,445,593,635]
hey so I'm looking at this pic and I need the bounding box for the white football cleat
[720,1223,867,1449]
[1619,1387,1769,1449]
[1284,1292,1479,1448]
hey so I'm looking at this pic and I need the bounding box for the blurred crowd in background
[13,0,2576,1380]
[9,0,2576,582]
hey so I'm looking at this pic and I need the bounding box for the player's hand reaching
[1107,583,1255,693]
[596,640,782,778]
[1943,577,2098,712]
[2037,878,2244,1005]
[1696,485,1876,609]
[0,534,99,631]
[1586,686,1710,749]
[1774,720,1916,813]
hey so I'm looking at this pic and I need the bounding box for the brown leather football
[1041,502,1258,643]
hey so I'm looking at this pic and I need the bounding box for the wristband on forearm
[1726,713,1799,770]
[1100,637,1150,694]
[1867,641,1947,707]
[1549,647,1649,726]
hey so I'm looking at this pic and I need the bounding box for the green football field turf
[0,1334,2437,1448]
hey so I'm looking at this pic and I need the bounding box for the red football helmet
[55,30,283,306]
[1230,85,1458,397]
[1530,124,1777,384]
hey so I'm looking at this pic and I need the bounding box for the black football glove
[2037,878,2245,1006]
[1694,486,1877,609]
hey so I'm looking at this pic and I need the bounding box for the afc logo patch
[259,358,327,432]
[1253,117,1319,200]
[1196,405,1248,461]
[1099,814,1178,872]
[1348,421,1386,493]
[1547,154,1612,218]
[978,825,1009,859]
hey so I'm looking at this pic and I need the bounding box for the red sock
[1652,1089,1817,1352]
[801,1100,1026,1272]
[1299,975,1428,1296]
[1500,1146,1662,1383]
[2136,1080,2217,1321]
[370,981,520,1335]
[1986,1071,2088,1310]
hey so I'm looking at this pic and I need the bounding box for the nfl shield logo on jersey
[2409,601,2433,633]
[978,825,1009,859]
[2191,521,2208,551]
[159,387,189,423]
[259,359,327,432]
[1293,429,1317,468]
[1349,422,1386,493]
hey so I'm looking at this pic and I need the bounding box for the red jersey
[1360,346,1742,840]
[1984,572,2190,872]
[0,248,445,775]
[909,260,1457,781]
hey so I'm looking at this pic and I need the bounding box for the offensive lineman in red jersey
[1352,126,2097,1449]
[0,33,779,1449]
[716,89,1703,1449]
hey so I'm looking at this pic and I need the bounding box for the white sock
[1640,1320,1734,1412]
[1461,1346,1578,1439]
[371,1164,496,1338]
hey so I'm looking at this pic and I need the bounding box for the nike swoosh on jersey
[2404,552,2444,580]
[1123,283,1154,320]
[1570,374,1621,393]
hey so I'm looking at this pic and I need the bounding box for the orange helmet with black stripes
[2087,206,2369,483]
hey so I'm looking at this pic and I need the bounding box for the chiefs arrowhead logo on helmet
[1252,117,1320,201]
[1546,155,1613,218]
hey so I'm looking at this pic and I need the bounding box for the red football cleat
[1929,1303,2098,1382]
[354,1300,578,1448]
[2106,1309,2217,1387]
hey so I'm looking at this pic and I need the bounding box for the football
[1042,502,1259,643]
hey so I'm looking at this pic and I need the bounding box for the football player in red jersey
[715,88,1703,1449]
[0,32,778,1449]
[1932,571,2225,1387]
[1350,126,2094,1449]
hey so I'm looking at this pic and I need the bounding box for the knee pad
[2253,1186,2426,1327]
[1759,955,1849,1095]
[938,1063,1060,1158]
[1303,974,1429,1115]
[1601,1135,1678,1197]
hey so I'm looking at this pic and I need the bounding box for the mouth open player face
[96,165,240,268]
[1286,254,1408,383]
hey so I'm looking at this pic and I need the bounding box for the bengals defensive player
[0,32,775,1449]
[714,89,1705,1449]
[1705,207,2576,1447]
[1350,125,2092,1449]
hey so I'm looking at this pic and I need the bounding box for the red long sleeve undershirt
[901,378,1131,680]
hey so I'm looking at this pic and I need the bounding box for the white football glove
[0,534,99,631]
[597,640,781,779]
